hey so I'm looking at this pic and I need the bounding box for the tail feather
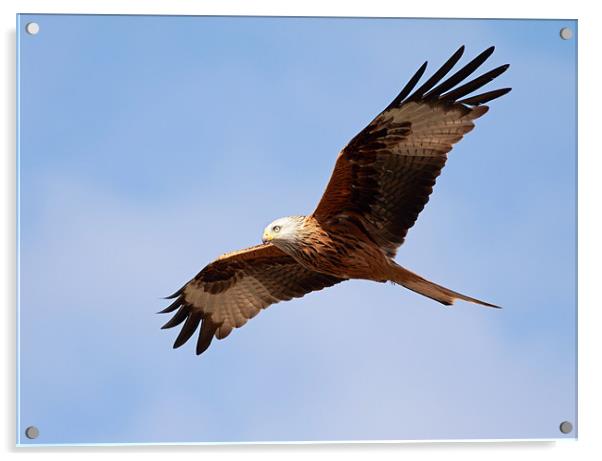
[388,263,500,308]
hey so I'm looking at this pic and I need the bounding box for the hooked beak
[262,231,272,244]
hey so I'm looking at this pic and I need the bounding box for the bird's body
[160,46,511,355]
[266,215,391,282]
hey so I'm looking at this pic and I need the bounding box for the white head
[262,216,305,245]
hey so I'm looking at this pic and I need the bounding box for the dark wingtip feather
[480,45,496,59]
[458,87,512,106]
[164,287,184,300]
[196,317,219,355]
[161,305,189,329]
[386,61,428,110]
[173,313,202,349]
[157,296,183,314]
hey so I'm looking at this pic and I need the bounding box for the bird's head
[262,216,305,245]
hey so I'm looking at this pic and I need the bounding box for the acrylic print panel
[17,14,577,445]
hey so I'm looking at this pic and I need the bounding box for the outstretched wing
[312,46,511,257]
[159,243,343,355]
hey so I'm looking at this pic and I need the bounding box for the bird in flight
[160,46,510,355]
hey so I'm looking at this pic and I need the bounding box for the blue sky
[17,15,576,444]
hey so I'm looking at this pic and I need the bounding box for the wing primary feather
[161,305,189,329]
[407,45,465,101]
[424,46,495,99]
[457,87,512,106]
[196,316,219,355]
[173,313,202,349]
[157,296,183,314]
[164,287,184,299]
[441,64,510,102]
[385,61,428,110]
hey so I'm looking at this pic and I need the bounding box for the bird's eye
[272,225,281,233]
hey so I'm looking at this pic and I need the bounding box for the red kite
[160,46,510,355]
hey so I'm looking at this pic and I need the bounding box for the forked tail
[387,263,500,308]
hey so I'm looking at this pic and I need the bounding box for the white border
[3,1,600,460]
[13,437,575,448]
[14,10,21,452]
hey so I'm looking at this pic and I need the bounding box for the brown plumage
[161,46,510,355]
[160,244,342,355]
